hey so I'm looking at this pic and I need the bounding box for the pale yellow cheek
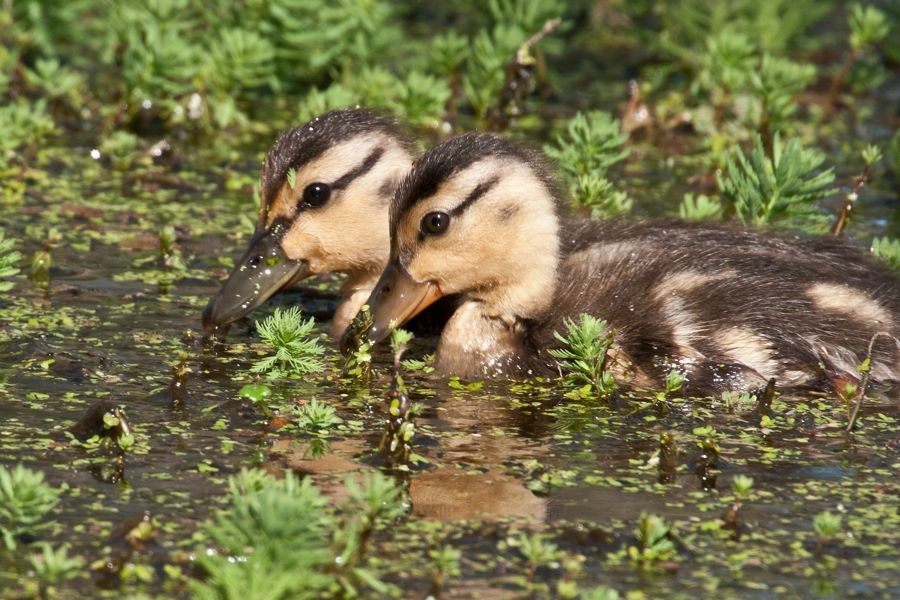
[279,221,323,265]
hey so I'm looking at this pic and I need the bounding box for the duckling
[354,132,900,394]
[202,109,415,337]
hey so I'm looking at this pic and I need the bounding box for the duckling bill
[202,109,415,336]
[354,132,900,394]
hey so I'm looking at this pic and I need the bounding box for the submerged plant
[509,530,561,584]
[250,307,325,379]
[0,228,22,292]
[550,314,617,398]
[380,328,424,468]
[813,511,843,542]
[0,464,61,551]
[719,133,837,228]
[722,475,754,532]
[343,304,374,380]
[333,471,408,595]
[628,513,677,567]
[427,543,462,599]
[25,543,85,598]
[192,470,333,600]
[294,398,341,433]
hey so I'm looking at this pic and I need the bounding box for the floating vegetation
[0,465,60,551]
[0,228,22,292]
[250,307,326,379]
[550,314,617,398]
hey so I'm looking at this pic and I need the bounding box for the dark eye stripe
[450,176,500,217]
[331,147,385,190]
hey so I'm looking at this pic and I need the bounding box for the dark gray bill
[202,228,309,333]
[340,260,442,354]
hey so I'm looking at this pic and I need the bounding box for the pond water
[1,125,899,598]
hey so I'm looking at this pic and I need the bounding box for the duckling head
[352,133,562,347]
[202,109,414,334]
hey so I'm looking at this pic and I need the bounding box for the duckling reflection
[202,109,415,337]
[358,133,900,394]
[269,385,551,522]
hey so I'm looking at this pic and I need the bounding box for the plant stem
[831,162,871,237]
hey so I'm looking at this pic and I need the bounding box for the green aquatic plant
[0,228,23,292]
[658,0,834,59]
[238,383,272,405]
[870,237,900,270]
[848,4,889,53]
[24,58,84,105]
[544,111,629,176]
[692,29,757,99]
[829,3,891,102]
[192,469,333,600]
[581,586,621,600]
[678,193,723,221]
[0,100,55,162]
[250,307,325,379]
[628,513,677,567]
[732,475,754,498]
[343,304,374,380]
[463,24,527,122]
[722,474,754,530]
[458,0,567,124]
[159,225,186,272]
[719,133,837,228]
[294,398,341,433]
[545,111,631,218]
[427,543,462,598]
[381,328,424,467]
[25,543,85,598]
[510,531,561,584]
[570,174,632,219]
[655,370,685,402]
[753,54,816,137]
[550,314,617,398]
[332,471,407,596]
[0,464,61,551]
[813,511,843,542]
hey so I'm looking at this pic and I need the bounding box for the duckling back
[538,218,900,392]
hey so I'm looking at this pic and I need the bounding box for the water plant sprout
[250,307,325,378]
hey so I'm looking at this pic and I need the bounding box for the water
[0,127,898,597]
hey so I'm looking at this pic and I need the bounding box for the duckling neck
[332,269,380,337]
[435,215,561,377]
[435,300,531,378]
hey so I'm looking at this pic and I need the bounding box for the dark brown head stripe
[450,176,500,217]
[331,147,385,190]
[391,132,562,238]
[261,108,412,209]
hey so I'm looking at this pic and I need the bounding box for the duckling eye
[301,182,331,209]
[421,211,450,236]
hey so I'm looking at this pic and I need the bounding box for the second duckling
[354,133,900,394]
[202,109,415,337]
